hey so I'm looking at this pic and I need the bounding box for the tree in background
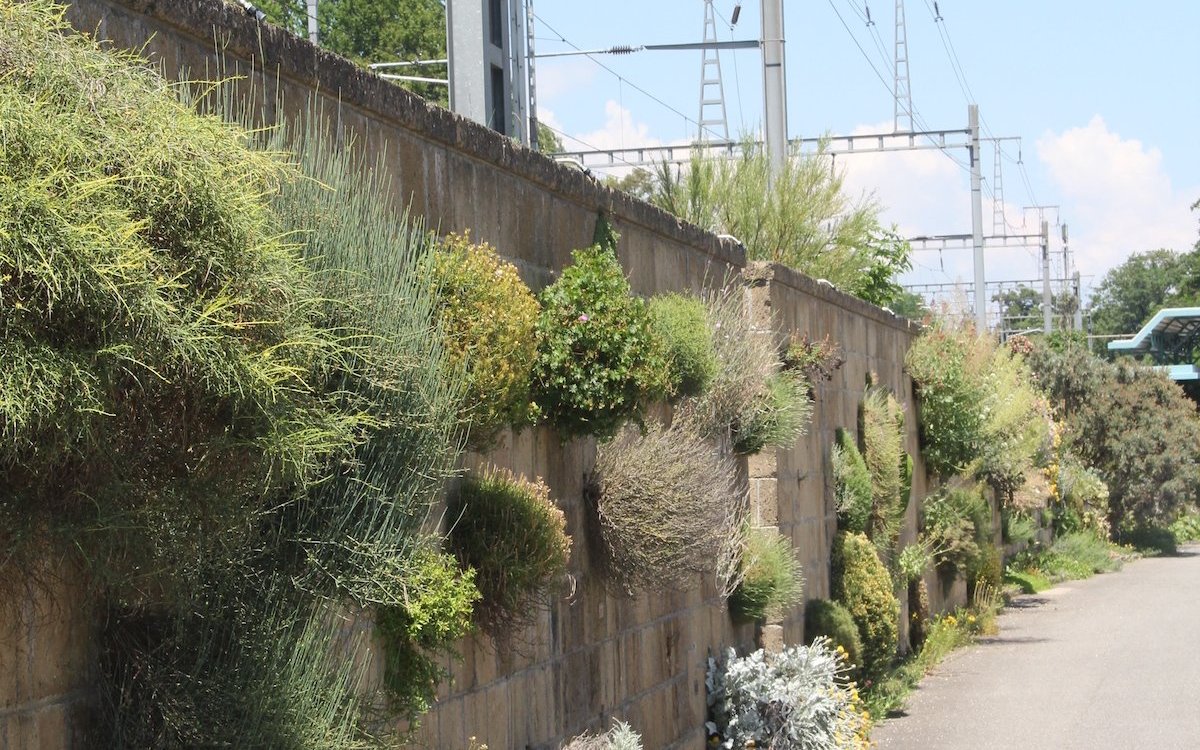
[648,141,910,308]
[256,0,449,104]
[536,122,564,154]
[888,289,930,321]
[1089,248,1200,341]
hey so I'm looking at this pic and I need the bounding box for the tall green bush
[804,598,865,679]
[831,532,899,682]
[833,428,873,534]
[860,386,910,554]
[904,326,986,477]
[531,245,669,439]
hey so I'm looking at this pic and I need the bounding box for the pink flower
[578,314,589,322]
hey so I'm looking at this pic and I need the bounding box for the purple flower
[578,314,589,323]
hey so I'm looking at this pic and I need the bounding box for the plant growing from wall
[783,333,846,384]
[429,232,540,447]
[0,6,470,743]
[833,429,873,534]
[729,527,805,622]
[683,284,813,455]
[921,484,990,576]
[860,386,910,555]
[591,420,741,594]
[448,467,571,635]
[561,720,644,750]
[803,599,865,679]
[531,245,669,439]
[904,325,986,477]
[648,292,718,399]
[706,639,870,750]
[375,545,481,721]
[831,532,899,682]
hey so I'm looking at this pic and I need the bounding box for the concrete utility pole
[1041,220,1052,334]
[761,0,787,178]
[1061,223,1071,331]
[969,104,986,332]
[306,0,318,44]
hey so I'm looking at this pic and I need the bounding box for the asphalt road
[872,544,1200,750]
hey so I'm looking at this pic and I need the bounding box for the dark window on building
[489,0,503,47]
[489,64,506,134]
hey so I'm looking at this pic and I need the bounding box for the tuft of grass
[729,527,804,621]
[448,467,571,636]
[1003,570,1051,594]
[648,292,717,400]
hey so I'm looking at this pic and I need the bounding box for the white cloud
[1037,116,1198,292]
[535,60,597,101]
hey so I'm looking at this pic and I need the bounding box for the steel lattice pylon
[697,0,729,142]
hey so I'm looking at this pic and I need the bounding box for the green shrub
[592,420,740,593]
[706,640,870,750]
[1002,509,1039,547]
[1170,512,1200,544]
[831,532,899,682]
[1052,458,1111,538]
[448,467,571,635]
[1010,531,1124,582]
[731,371,812,454]
[1027,341,1200,529]
[904,326,986,477]
[429,232,539,446]
[833,428,873,534]
[906,578,930,651]
[922,484,989,575]
[896,541,934,584]
[967,541,1003,594]
[804,598,865,677]
[648,292,717,399]
[531,245,669,439]
[376,546,480,721]
[1003,569,1051,594]
[729,527,804,621]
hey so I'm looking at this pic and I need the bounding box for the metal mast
[893,0,913,132]
[992,140,1006,236]
[526,0,540,150]
[761,0,788,176]
[697,0,730,142]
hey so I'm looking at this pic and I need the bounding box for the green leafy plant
[831,532,899,682]
[591,420,741,594]
[904,325,987,477]
[648,292,718,399]
[1007,531,1124,584]
[531,245,669,439]
[803,599,865,679]
[429,232,540,446]
[448,467,571,635]
[1170,512,1200,544]
[706,639,870,750]
[730,527,805,622]
[376,546,480,721]
[921,484,990,575]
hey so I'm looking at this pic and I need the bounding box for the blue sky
[530,1,1200,306]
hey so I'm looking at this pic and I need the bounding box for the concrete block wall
[0,2,966,747]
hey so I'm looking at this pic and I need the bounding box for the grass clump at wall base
[592,420,740,594]
[729,527,804,622]
[831,532,899,683]
[731,370,813,455]
[804,599,865,679]
[448,467,571,635]
[376,546,480,721]
[1009,531,1124,584]
[922,483,990,576]
[648,292,718,399]
[429,232,539,447]
[532,245,669,439]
